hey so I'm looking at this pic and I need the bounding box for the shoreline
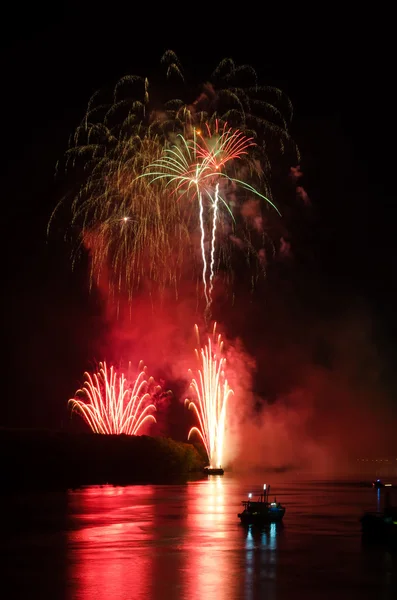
[0,428,206,491]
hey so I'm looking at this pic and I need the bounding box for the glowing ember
[68,362,159,435]
[185,323,234,468]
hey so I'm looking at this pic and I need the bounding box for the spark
[68,362,159,435]
[49,53,298,306]
[140,125,280,317]
[185,323,234,468]
[195,121,256,170]
[140,125,279,215]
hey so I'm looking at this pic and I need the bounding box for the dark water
[2,477,397,599]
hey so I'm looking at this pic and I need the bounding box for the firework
[49,52,298,305]
[68,362,159,435]
[139,123,280,314]
[185,323,234,468]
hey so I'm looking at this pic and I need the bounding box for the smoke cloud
[77,148,396,479]
[90,261,397,478]
[225,294,397,476]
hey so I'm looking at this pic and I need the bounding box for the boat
[372,479,385,488]
[361,490,397,547]
[204,466,224,475]
[372,479,393,489]
[238,484,285,525]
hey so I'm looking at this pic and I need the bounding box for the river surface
[2,476,397,599]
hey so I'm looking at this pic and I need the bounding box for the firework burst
[139,121,280,315]
[68,362,159,435]
[185,323,234,468]
[49,52,298,305]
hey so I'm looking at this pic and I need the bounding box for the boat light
[385,483,392,487]
[271,502,277,506]
[248,493,252,498]
[263,484,267,490]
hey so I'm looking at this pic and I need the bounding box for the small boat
[238,484,285,525]
[372,479,393,489]
[372,479,385,488]
[361,490,397,547]
[204,466,224,475]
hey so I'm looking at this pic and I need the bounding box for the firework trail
[68,362,159,435]
[199,190,208,306]
[140,123,280,317]
[185,323,234,468]
[208,182,219,313]
[49,52,298,306]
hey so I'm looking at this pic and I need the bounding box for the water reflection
[199,476,226,524]
[60,479,397,600]
[146,484,189,599]
[67,485,154,600]
[182,476,237,600]
[243,522,281,600]
[67,478,235,600]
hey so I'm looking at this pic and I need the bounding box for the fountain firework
[68,362,159,435]
[185,323,234,468]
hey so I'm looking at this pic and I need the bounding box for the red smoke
[227,297,397,476]
[82,228,397,478]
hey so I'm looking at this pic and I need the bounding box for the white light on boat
[248,493,252,498]
[263,484,267,490]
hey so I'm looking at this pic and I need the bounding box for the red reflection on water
[183,477,232,600]
[67,485,154,600]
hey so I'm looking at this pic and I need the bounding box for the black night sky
[1,4,396,451]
